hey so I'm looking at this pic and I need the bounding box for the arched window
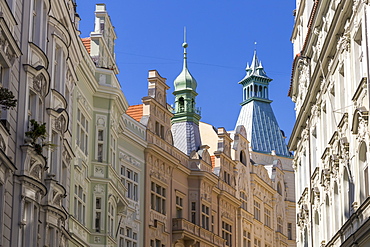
[178,97,184,112]
[240,150,247,166]
[359,142,368,202]
[254,84,258,97]
[258,85,262,97]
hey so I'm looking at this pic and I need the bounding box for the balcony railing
[172,218,225,246]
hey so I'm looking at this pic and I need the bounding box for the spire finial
[254,41,257,51]
[182,27,188,68]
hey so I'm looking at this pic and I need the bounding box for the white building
[290,0,370,246]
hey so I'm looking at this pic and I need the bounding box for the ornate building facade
[127,43,295,246]
[70,4,146,247]
[0,1,146,246]
[290,0,370,246]
[0,0,295,246]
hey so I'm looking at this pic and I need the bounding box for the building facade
[290,0,370,246]
[127,43,295,247]
[70,4,146,247]
[0,1,146,246]
[0,0,295,246]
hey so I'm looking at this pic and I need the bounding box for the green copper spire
[174,27,197,92]
[171,28,202,155]
[239,49,272,106]
[172,28,200,124]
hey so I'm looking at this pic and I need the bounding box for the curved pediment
[352,106,368,134]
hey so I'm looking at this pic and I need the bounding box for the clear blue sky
[76,0,296,140]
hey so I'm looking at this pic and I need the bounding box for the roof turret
[174,31,197,91]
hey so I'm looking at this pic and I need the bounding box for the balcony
[172,218,225,246]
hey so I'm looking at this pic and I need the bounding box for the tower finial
[182,27,188,68]
[254,41,257,51]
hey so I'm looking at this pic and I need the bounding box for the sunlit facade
[290,0,370,246]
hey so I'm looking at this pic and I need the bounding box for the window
[108,202,115,237]
[125,169,139,201]
[23,201,38,246]
[240,151,247,165]
[287,223,292,240]
[97,129,104,162]
[77,108,89,155]
[264,208,271,227]
[240,192,247,211]
[191,202,196,224]
[119,227,138,247]
[243,230,251,247]
[277,217,283,233]
[50,131,61,177]
[74,185,86,224]
[31,0,47,49]
[254,238,261,247]
[201,204,210,230]
[178,97,184,112]
[28,89,43,123]
[155,122,164,139]
[150,239,164,247]
[222,221,232,246]
[151,182,166,214]
[254,201,261,221]
[176,196,183,218]
[53,44,65,93]
[211,214,215,232]
[224,171,231,185]
[110,135,116,168]
[359,142,368,202]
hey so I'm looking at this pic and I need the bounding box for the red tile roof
[126,104,143,122]
[81,37,91,54]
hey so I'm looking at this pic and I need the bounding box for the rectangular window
[108,203,114,237]
[125,169,139,201]
[222,221,232,246]
[277,217,283,233]
[264,208,271,227]
[254,201,261,221]
[110,135,116,168]
[151,182,166,214]
[176,196,183,218]
[243,230,251,247]
[201,204,210,230]
[191,202,196,224]
[74,185,86,224]
[287,223,292,240]
[77,109,89,155]
[240,192,247,211]
[254,238,261,247]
